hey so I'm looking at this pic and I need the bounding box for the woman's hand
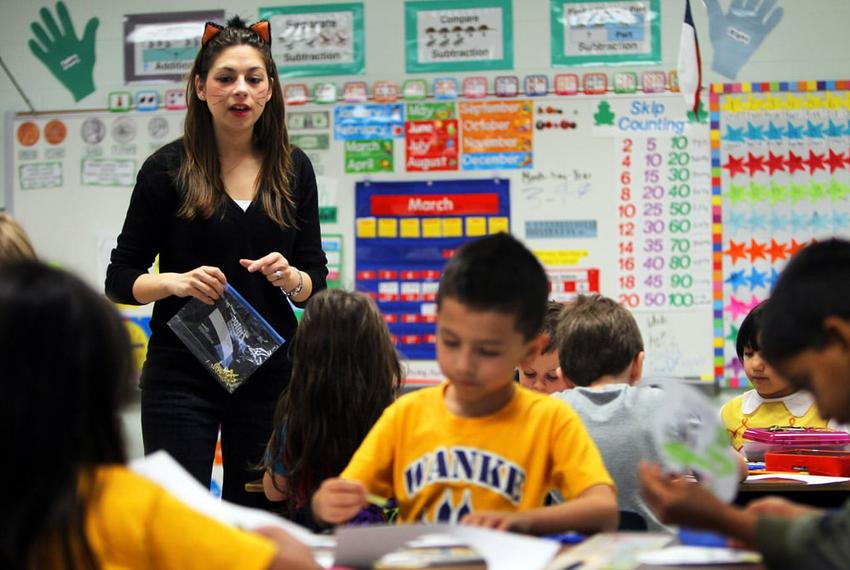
[240,253,300,292]
[164,266,227,305]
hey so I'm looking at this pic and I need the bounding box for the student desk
[736,478,850,509]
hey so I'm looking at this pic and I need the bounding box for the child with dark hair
[312,233,617,534]
[106,16,327,508]
[518,301,574,394]
[720,300,827,453]
[0,261,318,570]
[262,289,402,529]
[640,239,850,569]
[552,294,667,531]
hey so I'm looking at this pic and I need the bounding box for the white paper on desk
[334,523,559,570]
[746,473,850,485]
[637,545,762,565]
[545,532,673,570]
[129,451,333,548]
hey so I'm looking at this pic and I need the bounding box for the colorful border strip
[710,79,850,387]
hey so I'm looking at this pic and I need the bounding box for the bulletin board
[6,90,717,383]
[711,80,850,388]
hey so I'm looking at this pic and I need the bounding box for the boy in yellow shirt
[312,233,618,534]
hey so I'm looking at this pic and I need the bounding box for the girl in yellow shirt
[721,300,828,453]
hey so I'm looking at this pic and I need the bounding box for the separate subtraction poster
[355,179,510,360]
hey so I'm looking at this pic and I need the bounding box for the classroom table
[736,478,850,509]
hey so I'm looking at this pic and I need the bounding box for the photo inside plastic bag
[647,378,739,503]
[168,285,284,393]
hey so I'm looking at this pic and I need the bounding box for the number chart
[615,134,712,312]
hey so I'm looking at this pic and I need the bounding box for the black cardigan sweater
[106,140,327,392]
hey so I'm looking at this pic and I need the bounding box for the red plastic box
[765,449,850,477]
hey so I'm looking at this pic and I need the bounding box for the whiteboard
[6,91,714,382]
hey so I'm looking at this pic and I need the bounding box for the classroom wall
[5,0,850,198]
[3,0,850,383]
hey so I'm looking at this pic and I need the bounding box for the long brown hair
[178,16,296,229]
[264,289,403,510]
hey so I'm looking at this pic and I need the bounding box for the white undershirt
[234,199,251,211]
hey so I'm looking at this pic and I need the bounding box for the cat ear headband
[201,20,271,47]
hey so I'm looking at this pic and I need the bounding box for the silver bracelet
[281,270,304,298]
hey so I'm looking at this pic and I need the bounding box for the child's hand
[311,478,367,525]
[639,462,729,530]
[461,511,532,533]
[254,527,321,570]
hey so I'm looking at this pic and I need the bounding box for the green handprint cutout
[28,1,99,102]
[705,0,783,80]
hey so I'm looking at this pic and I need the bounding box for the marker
[366,492,389,508]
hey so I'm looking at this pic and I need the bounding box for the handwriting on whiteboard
[520,170,593,207]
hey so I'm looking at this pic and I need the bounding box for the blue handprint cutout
[705,0,783,80]
[28,1,99,102]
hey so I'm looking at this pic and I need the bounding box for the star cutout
[768,181,788,205]
[725,125,745,142]
[723,154,746,178]
[766,151,786,175]
[768,211,787,233]
[748,181,767,204]
[804,94,824,110]
[825,93,844,110]
[832,211,850,232]
[809,179,826,202]
[788,238,808,256]
[747,239,767,262]
[725,295,750,320]
[805,150,826,173]
[789,182,809,204]
[747,266,767,290]
[805,120,824,139]
[726,323,740,344]
[828,179,848,202]
[742,95,763,112]
[790,210,809,233]
[784,93,803,111]
[744,152,766,176]
[766,239,789,263]
[748,210,767,231]
[786,121,803,139]
[765,121,785,141]
[726,356,744,377]
[826,120,845,138]
[721,97,743,113]
[726,210,749,234]
[726,182,749,205]
[746,122,765,141]
[745,295,763,312]
[767,268,780,289]
[826,149,846,173]
[725,240,748,265]
[725,269,748,292]
[785,150,805,174]
[811,211,830,234]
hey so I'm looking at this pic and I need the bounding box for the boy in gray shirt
[552,294,668,531]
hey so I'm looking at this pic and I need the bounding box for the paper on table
[129,451,333,548]
[637,545,762,565]
[334,523,560,570]
[746,473,850,485]
[544,532,674,570]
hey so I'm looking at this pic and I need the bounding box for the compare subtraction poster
[355,179,510,360]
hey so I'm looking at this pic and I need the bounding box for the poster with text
[123,10,223,83]
[405,0,513,73]
[551,0,660,67]
[712,84,850,387]
[355,179,510,359]
[459,100,533,170]
[260,3,364,77]
[406,102,459,172]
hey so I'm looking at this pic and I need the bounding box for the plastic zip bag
[167,284,284,393]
